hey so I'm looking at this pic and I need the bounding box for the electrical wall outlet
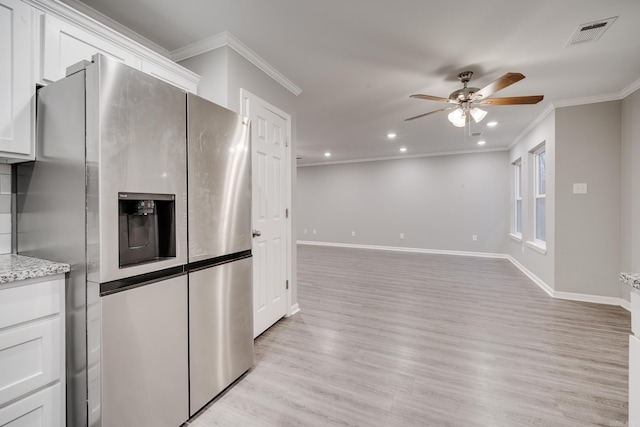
[351,231,356,237]
[304,229,308,234]
[400,233,405,239]
[573,183,588,194]
[312,229,317,235]
[472,235,478,241]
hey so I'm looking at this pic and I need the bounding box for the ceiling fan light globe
[470,107,488,123]
[448,108,466,127]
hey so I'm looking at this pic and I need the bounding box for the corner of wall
[178,47,230,107]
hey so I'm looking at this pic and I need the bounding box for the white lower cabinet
[0,384,61,427]
[0,318,61,406]
[0,276,65,427]
[631,289,640,427]
[632,333,640,427]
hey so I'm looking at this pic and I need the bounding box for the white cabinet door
[41,13,141,84]
[0,0,34,159]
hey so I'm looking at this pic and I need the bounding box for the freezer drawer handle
[252,230,262,238]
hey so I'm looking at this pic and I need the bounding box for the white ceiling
[61,0,640,165]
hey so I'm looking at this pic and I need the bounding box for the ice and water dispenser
[118,192,177,268]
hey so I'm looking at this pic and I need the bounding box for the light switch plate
[573,183,588,194]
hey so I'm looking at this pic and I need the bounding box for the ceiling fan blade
[410,94,455,103]
[474,73,525,100]
[405,108,451,121]
[479,95,544,106]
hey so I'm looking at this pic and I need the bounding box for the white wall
[297,151,509,254]
[555,102,621,299]
[622,88,640,302]
[179,48,228,107]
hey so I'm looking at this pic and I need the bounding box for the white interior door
[242,90,290,338]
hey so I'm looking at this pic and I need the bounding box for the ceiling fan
[406,71,543,127]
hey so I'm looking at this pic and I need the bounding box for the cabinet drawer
[0,279,61,330]
[0,318,61,406]
[0,383,61,427]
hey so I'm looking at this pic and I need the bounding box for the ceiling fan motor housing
[450,87,481,102]
[450,71,481,102]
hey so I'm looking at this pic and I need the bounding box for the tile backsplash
[0,164,11,254]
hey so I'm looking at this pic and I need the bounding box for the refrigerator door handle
[252,230,262,238]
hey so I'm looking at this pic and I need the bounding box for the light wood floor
[188,245,630,426]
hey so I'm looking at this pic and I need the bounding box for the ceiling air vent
[566,17,617,46]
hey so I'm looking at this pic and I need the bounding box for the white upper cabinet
[0,0,34,159]
[40,13,141,84]
[38,8,199,93]
[0,0,199,162]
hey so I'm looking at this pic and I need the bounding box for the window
[533,146,546,244]
[513,159,522,237]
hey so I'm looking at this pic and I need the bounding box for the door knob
[252,230,262,238]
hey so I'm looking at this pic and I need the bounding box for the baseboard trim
[506,255,554,298]
[554,291,627,307]
[506,255,630,311]
[620,299,632,312]
[297,240,507,259]
[287,303,300,317]
[297,240,631,312]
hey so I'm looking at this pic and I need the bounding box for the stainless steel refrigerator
[186,93,254,416]
[16,55,254,427]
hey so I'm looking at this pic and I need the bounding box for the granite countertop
[0,254,70,284]
[620,272,640,291]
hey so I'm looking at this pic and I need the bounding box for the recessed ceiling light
[324,152,332,157]
[399,147,407,153]
[387,133,397,139]
[477,140,487,146]
[487,121,498,127]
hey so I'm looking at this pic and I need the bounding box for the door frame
[240,88,297,317]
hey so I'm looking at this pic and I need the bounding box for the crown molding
[620,77,640,99]
[25,0,199,85]
[297,147,507,167]
[552,92,622,108]
[171,31,302,96]
[170,32,228,63]
[509,77,640,149]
